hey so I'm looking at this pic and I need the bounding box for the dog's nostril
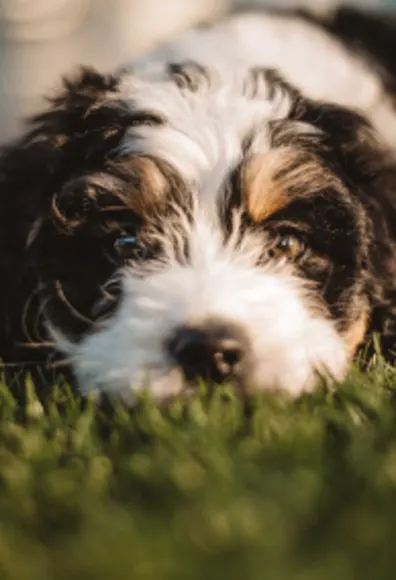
[168,323,248,382]
[221,341,243,365]
[214,340,243,371]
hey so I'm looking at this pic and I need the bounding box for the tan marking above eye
[242,147,341,223]
[128,157,168,206]
[94,157,168,213]
[242,149,293,223]
[92,158,170,215]
[119,155,188,216]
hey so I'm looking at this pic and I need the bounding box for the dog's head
[1,63,396,401]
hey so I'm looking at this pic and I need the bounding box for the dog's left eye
[114,236,148,260]
[269,234,306,261]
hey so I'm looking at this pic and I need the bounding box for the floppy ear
[300,102,396,357]
[0,67,130,361]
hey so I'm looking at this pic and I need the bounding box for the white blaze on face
[51,208,349,402]
[117,61,295,186]
[129,11,396,148]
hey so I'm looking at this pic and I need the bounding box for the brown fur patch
[124,156,169,213]
[242,147,340,223]
[344,311,368,357]
[50,156,173,233]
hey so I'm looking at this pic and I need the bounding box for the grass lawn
[1,352,396,579]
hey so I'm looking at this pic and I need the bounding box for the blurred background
[0,0,395,141]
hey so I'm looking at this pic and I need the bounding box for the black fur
[0,69,130,366]
[2,7,396,391]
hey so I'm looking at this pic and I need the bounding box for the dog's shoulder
[303,5,396,94]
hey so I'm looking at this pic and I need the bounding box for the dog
[1,5,396,402]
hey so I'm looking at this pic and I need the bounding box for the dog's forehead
[87,57,336,227]
[113,64,320,198]
[117,67,281,158]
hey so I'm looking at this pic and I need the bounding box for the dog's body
[2,6,396,400]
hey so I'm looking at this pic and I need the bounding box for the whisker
[91,283,119,317]
[54,280,93,325]
[48,357,73,370]
[32,292,50,343]
[99,284,118,303]
[21,284,41,343]
[16,341,56,349]
[103,273,122,292]
[0,361,49,368]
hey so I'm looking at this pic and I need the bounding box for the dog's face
[4,63,385,401]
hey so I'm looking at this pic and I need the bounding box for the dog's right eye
[114,236,148,260]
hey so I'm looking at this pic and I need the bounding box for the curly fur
[2,6,396,401]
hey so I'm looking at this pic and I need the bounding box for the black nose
[168,321,249,383]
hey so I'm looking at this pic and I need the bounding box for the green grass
[2,354,396,579]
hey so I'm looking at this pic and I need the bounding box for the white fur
[129,11,396,147]
[52,210,348,401]
[118,67,293,183]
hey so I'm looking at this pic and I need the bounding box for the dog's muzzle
[167,319,251,386]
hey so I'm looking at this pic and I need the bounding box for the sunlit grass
[1,355,396,579]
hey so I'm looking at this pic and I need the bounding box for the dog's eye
[269,234,306,261]
[114,236,148,260]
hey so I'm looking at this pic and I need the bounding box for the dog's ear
[350,133,396,358]
[300,102,396,356]
[0,66,130,356]
[0,66,128,241]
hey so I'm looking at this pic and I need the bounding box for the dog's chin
[49,317,350,405]
[73,365,185,405]
[72,356,348,406]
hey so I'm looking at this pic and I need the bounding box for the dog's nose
[168,321,249,383]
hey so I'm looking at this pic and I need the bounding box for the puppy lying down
[1,6,396,401]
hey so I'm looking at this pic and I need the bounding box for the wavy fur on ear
[300,102,396,355]
[0,67,129,365]
[296,6,396,354]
